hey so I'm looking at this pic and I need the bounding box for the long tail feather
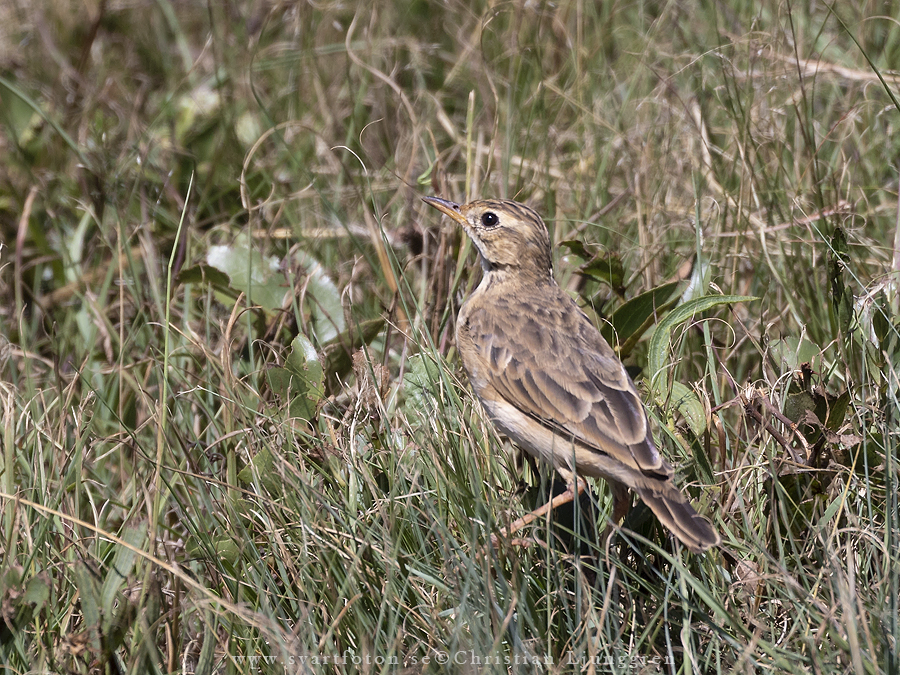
[634,484,720,553]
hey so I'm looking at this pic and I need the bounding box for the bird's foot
[490,477,587,548]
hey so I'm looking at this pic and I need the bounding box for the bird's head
[423,197,553,279]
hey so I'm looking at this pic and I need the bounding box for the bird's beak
[422,196,467,226]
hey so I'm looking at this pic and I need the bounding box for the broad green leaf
[818,494,844,531]
[174,84,220,143]
[769,337,822,372]
[559,240,592,259]
[175,263,232,288]
[669,380,706,436]
[872,290,891,346]
[681,257,712,303]
[206,237,287,312]
[783,391,817,424]
[321,318,386,382]
[72,562,102,652]
[284,334,325,397]
[0,74,89,165]
[864,341,884,388]
[649,294,756,396]
[266,367,294,400]
[561,240,626,291]
[1,86,44,149]
[292,250,345,344]
[690,434,716,485]
[187,534,242,565]
[1,567,23,590]
[580,254,626,291]
[21,573,51,612]
[599,281,682,354]
[826,390,851,431]
[266,334,325,421]
[237,446,282,495]
[403,352,445,412]
[100,526,145,620]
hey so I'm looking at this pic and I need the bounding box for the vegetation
[1,1,898,672]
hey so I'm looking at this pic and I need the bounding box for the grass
[1,0,899,673]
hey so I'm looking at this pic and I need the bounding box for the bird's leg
[610,482,632,523]
[493,475,587,546]
[602,482,632,547]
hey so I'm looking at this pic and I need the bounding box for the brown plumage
[423,196,720,553]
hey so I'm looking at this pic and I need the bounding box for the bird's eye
[481,212,499,228]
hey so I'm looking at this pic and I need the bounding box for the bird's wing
[467,287,669,477]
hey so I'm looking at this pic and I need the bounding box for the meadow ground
[1,1,899,672]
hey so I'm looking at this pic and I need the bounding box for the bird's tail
[634,482,721,553]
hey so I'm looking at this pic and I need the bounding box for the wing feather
[466,285,668,476]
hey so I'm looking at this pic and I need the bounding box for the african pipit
[423,196,720,553]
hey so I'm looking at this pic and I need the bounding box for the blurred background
[1,1,898,672]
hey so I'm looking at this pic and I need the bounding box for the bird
[422,196,720,553]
